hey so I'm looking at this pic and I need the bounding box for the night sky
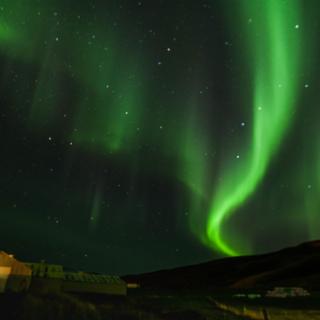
[1,0,319,275]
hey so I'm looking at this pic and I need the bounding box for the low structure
[0,251,32,293]
[63,272,127,296]
[266,287,310,298]
[25,261,127,296]
[233,293,261,299]
[25,262,64,293]
[1,252,127,296]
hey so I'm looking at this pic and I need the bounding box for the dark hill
[123,240,320,290]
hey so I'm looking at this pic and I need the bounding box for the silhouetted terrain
[1,241,320,319]
[124,240,320,290]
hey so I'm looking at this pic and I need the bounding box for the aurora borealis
[207,0,304,256]
[0,0,319,274]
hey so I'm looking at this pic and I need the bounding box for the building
[25,261,127,296]
[1,252,127,296]
[25,262,64,293]
[0,251,32,293]
[63,272,127,296]
[266,287,310,298]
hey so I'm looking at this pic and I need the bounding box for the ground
[2,289,320,320]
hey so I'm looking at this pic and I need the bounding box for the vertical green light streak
[180,107,208,197]
[179,106,211,237]
[89,185,102,233]
[0,21,14,43]
[206,0,303,255]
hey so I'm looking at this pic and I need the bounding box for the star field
[0,0,319,274]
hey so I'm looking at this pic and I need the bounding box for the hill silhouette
[124,240,320,290]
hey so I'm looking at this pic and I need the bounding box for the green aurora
[206,0,306,255]
[0,0,319,273]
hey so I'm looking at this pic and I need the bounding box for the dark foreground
[1,291,237,320]
[1,291,320,320]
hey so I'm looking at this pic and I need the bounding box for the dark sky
[0,0,319,275]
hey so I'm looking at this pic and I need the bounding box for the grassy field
[0,291,249,320]
[1,290,320,319]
